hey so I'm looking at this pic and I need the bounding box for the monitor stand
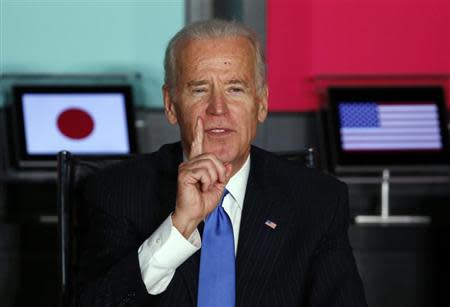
[354,169,431,224]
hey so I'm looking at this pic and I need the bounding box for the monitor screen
[327,86,450,172]
[12,85,136,168]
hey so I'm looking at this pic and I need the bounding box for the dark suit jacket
[77,142,367,306]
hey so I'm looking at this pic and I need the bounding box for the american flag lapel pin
[265,220,277,229]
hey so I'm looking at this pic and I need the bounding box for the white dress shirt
[138,156,250,295]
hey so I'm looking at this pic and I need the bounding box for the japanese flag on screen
[22,93,130,155]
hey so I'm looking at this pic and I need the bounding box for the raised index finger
[189,117,204,159]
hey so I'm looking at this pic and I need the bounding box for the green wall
[0,0,185,107]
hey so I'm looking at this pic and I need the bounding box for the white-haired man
[77,19,367,307]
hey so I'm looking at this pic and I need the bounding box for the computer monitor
[326,86,450,173]
[11,85,136,168]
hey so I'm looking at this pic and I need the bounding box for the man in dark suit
[77,19,367,306]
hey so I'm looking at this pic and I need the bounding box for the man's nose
[206,91,228,115]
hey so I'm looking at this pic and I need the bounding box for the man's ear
[257,86,268,123]
[163,85,178,125]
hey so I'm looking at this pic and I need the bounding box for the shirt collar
[225,155,250,210]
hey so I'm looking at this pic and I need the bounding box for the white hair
[163,19,266,97]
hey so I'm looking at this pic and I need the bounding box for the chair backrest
[56,151,131,307]
[276,147,316,168]
[55,147,315,306]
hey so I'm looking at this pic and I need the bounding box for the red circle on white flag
[57,108,94,139]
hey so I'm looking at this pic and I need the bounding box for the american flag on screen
[339,102,442,151]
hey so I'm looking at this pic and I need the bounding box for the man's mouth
[205,128,234,136]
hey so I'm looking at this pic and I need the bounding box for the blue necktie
[198,189,235,307]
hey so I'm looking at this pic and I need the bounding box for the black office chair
[56,147,315,307]
[56,151,131,307]
[276,147,316,168]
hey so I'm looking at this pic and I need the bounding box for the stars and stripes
[338,102,442,151]
[265,220,277,229]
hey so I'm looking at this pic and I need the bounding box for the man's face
[164,36,268,174]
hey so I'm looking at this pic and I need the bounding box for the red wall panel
[267,0,450,111]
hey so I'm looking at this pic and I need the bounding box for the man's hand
[172,117,232,238]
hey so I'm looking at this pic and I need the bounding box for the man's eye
[229,87,244,94]
[192,88,207,95]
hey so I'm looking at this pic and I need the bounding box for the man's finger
[189,117,204,159]
[189,155,226,183]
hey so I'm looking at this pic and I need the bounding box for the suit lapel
[236,147,296,305]
[158,143,181,219]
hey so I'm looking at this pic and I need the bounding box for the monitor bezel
[327,86,450,173]
[11,85,137,168]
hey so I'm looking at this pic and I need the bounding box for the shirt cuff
[138,214,201,294]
